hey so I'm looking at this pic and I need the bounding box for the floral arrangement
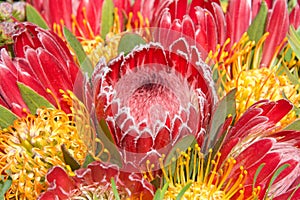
[0,0,300,199]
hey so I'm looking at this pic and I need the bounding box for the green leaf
[284,119,300,130]
[287,26,300,59]
[277,61,300,86]
[206,89,236,151]
[0,105,18,129]
[153,182,169,200]
[25,4,48,29]
[252,163,265,191]
[118,33,146,55]
[176,182,192,200]
[111,178,121,200]
[17,82,54,114]
[266,164,290,196]
[82,153,96,168]
[163,135,196,182]
[101,0,114,39]
[63,27,94,77]
[61,144,81,171]
[95,119,122,167]
[247,1,268,42]
[164,135,197,166]
[0,176,12,200]
[288,183,300,200]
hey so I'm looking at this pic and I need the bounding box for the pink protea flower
[0,22,82,116]
[92,37,218,167]
[38,161,154,199]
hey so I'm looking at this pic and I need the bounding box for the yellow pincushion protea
[157,145,260,200]
[0,98,88,199]
[210,33,300,126]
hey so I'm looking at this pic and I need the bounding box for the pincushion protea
[92,37,218,167]
[0,22,82,117]
[39,161,154,199]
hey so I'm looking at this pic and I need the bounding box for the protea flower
[155,0,299,67]
[38,161,154,199]
[0,103,88,199]
[159,99,300,199]
[0,22,82,117]
[26,0,158,65]
[93,38,218,168]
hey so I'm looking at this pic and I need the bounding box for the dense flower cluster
[0,0,300,199]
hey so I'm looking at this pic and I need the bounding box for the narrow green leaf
[61,144,81,171]
[153,189,162,200]
[252,163,265,191]
[82,153,96,168]
[17,82,54,114]
[63,27,93,77]
[153,182,169,200]
[288,183,300,200]
[206,89,236,150]
[287,26,300,59]
[163,135,196,181]
[25,4,48,29]
[95,119,122,167]
[101,0,114,39]
[176,182,192,200]
[118,33,146,55]
[277,61,300,86]
[0,105,18,129]
[247,1,268,42]
[0,176,12,200]
[266,164,290,196]
[160,182,169,198]
[284,119,300,130]
[111,178,121,200]
[164,135,197,166]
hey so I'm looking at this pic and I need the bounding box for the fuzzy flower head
[0,92,90,199]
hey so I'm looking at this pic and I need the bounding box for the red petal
[154,127,171,149]
[211,2,227,46]
[246,152,281,185]
[121,129,139,153]
[290,3,300,29]
[261,0,289,67]
[182,15,195,40]
[46,166,75,193]
[233,138,274,171]
[136,132,154,153]
[226,0,251,43]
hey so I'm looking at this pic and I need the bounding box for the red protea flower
[38,161,154,199]
[155,0,300,67]
[0,22,82,116]
[26,0,136,39]
[158,99,300,199]
[216,99,300,199]
[93,38,218,167]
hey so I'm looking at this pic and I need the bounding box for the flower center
[128,83,180,128]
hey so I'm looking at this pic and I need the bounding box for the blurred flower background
[0,0,300,199]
